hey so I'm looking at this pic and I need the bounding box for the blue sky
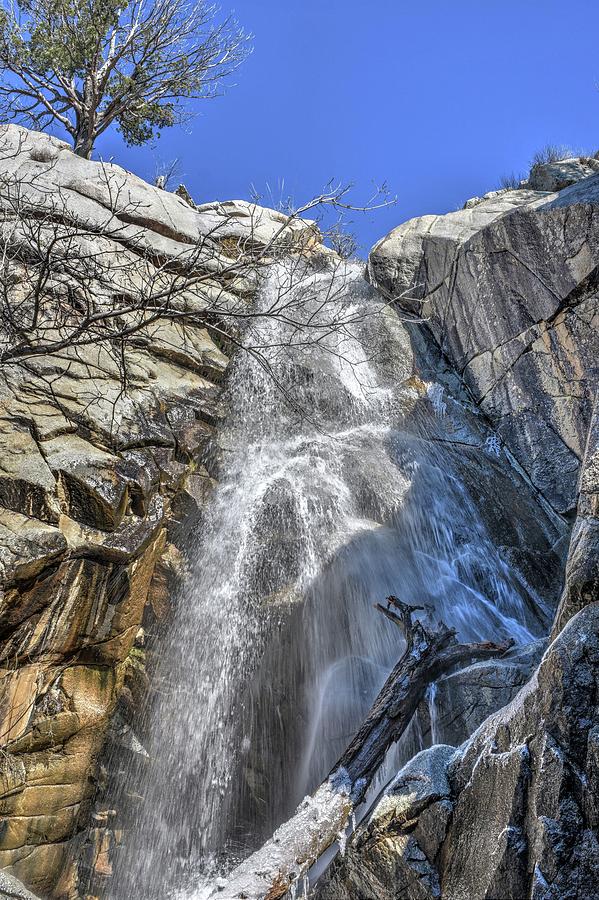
[98,0,599,255]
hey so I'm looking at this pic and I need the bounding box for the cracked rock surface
[317,603,599,900]
[368,170,599,515]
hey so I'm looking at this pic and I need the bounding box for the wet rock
[59,492,165,563]
[0,124,330,897]
[0,127,248,895]
[165,403,217,459]
[419,640,545,746]
[118,448,161,517]
[146,540,185,622]
[318,605,599,900]
[106,709,149,759]
[0,662,120,892]
[169,469,217,541]
[0,530,165,666]
[317,746,456,900]
[443,604,599,899]
[376,744,456,825]
[0,122,592,900]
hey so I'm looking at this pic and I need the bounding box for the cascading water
[110,257,539,899]
[426,682,440,745]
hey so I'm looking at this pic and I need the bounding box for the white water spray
[110,259,538,898]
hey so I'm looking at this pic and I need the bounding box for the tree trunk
[73,130,94,159]
[74,80,96,158]
[216,599,513,900]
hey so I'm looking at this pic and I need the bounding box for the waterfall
[109,258,537,899]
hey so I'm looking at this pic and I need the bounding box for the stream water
[109,259,536,898]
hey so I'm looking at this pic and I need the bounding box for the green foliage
[0,0,249,156]
[16,0,123,75]
[117,100,176,146]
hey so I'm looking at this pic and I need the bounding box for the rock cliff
[314,157,599,900]
[0,125,317,897]
[0,128,597,900]
[368,166,599,515]
[317,603,599,900]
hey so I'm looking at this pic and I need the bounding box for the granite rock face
[552,393,599,636]
[317,603,599,900]
[320,162,599,900]
[0,126,317,897]
[0,124,596,900]
[417,640,545,748]
[317,744,457,900]
[368,171,599,515]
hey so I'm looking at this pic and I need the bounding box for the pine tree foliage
[0,0,249,157]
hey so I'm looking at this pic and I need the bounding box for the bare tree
[0,136,397,440]
[0,0,249,157]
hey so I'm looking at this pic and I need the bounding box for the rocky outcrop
[0,125,318,897]
[368,170,599,515]
[1,123,596,900]
[527,156,599,193]
[319,157,599,900]
[317,603,599,900]
[417,640,544,748]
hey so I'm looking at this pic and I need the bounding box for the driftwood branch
[215,598,514,899]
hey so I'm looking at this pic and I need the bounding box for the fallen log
[215,598,514,900]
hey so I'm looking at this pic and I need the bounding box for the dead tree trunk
[216,598,513,900]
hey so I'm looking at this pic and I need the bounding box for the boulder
[527,156,599,192]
